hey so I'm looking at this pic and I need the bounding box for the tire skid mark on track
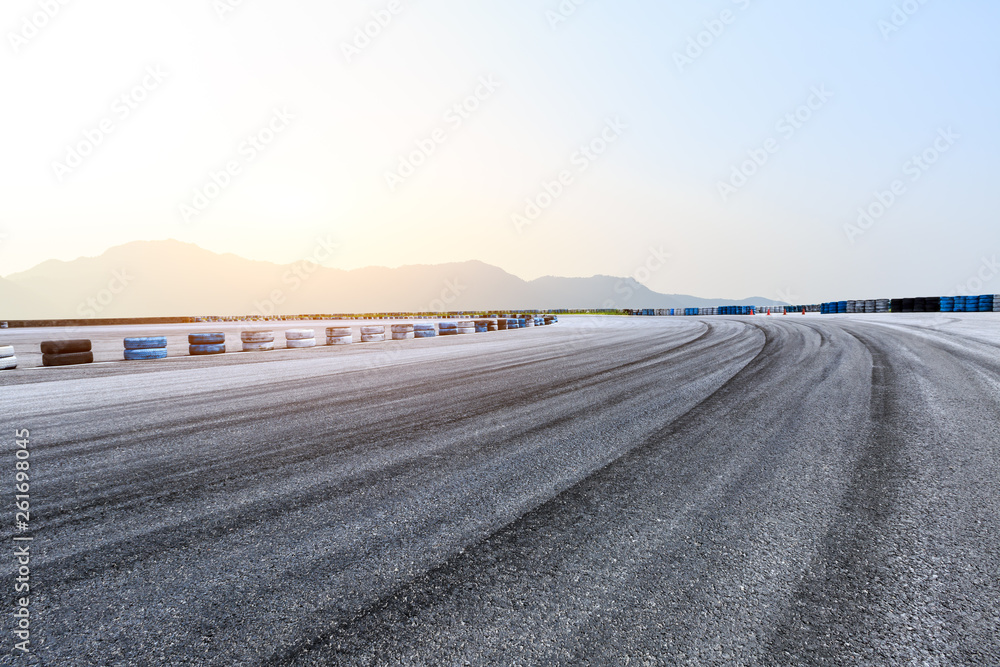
[764,325,906,664]
[3,323,752,592]
[275,324,828,664]
[24,325,720,532]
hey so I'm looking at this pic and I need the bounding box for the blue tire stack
[940,296,955,312]
[978,294,993,312]
[414,323,436,338]
[189,332,226,355]
[124,336,167,361]
[439,321,458,336]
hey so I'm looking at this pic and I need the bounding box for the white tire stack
[0,345,16,370]
[391,324,414,340]
[242,330,275,352]
[876,299,890,313]
[285,329,317,348]
[994,294,1000,313]
[455,320,475,334]
[361,325,385,342]
[326,327,353,345]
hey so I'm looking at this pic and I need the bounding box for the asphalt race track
[2,315,999,665]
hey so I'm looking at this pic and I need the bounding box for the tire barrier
[285,329,317,348]
[242,330,275,352]
[124,336,167,361]
[473,319,490,333]
[456,320,475,334]
[995,295,1000,313]
[326,327,353,345]
[242,330,274,343]
[189,343,226,356]
[189,332,225,356]
[0,345,16,370]
[439,321,458,336]
[414,323,436,338]
[124,336,168,350]
[524,317,535,328]
[41,340,92,360]
[42,350,94,367]
[188,332,225,345]
[391,324,415,340]
[125,348,169,361]
[360,325,385,343]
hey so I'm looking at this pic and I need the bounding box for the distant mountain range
[0,240,785,319]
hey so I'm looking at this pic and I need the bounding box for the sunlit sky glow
[2,0,998,301]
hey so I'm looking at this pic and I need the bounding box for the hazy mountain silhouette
[0,240,785,319]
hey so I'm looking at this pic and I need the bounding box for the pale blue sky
[2,0,998,301]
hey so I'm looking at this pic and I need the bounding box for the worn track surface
[2,315,999,665]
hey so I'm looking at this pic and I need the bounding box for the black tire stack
[42,340,94,367]
[189,333,226,355]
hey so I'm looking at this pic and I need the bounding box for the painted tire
[124,336,168,350]
[285,329,315,340]
[326,327,352,337]
[326,335,353,345]
[456,321,474,328]
[391,324,414,334]
[124,348,167,361]
[287,338,317,348]
[189,344,226,355]
[243,341,275,352]
[392,332,415,340]
[439,330,458,336]
[414,330,436,338]
[361,326,385,335]
[0,356,17,370]
[41,339,91,355]
[413,324,435,332]
[456,327,475,335]
[361,333,385,342]
[241,331,275,343]
[188,333,225,345]
[0,345,14,359]
[439,322,457,330]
